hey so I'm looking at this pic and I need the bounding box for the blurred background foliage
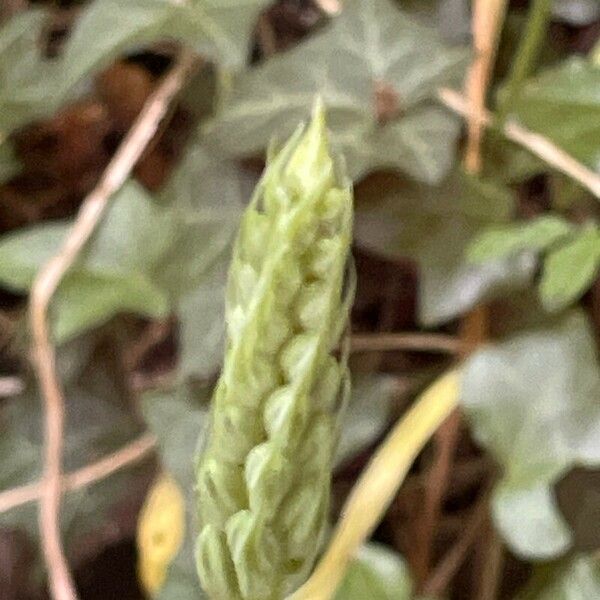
[0,0,599,598]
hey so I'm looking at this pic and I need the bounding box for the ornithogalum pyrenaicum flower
[195,101,355,600]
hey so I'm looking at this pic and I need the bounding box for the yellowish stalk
[288,369,461,600]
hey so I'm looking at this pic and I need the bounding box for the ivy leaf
[552,0,600,26]
[518,555,600,599]
[61,0,270,92]
[468,216,574,263]
[0,144,244,343]
[0,10,69,137]
[334,543,413,600]
[155,140,246,299]
[354,170,535,325]
[461,311,600,559]
[177,262,228,383]
[60,0,175,94]
[540,225,600,311]
[470,219,600,312]
[401,0,471,44]
[0,181,171,341]
[158,141,246,380]
[0,338,150,570]
[207,0,468,182]
[141,384,211,600]
[509,58,600,172]
[335,375,397,467]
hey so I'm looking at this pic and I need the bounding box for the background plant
[0,0,599,599]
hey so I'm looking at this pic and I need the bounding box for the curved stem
[28,49,196,600]
[288,370,461,600]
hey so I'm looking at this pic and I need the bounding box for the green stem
[497,0,552,124]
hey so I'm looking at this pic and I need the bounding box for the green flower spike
[195,100,355,600]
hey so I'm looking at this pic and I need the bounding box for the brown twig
[257,13,278,57]
[123,319,172,372]
[0,376,25,397]
[307,1,600,198]
[416,0,504,570]
[414,313,490,585]
[421,484,493,597]
[464,0,508,172]
[476,521,505,600]
[28,48,196,600]
[439,87,600,199]
[0,433,157,515]
[0,0,28,22]
[416,2,502,579]
[349,332,460,354]
[313,0,341,15]
[414,409,462,585]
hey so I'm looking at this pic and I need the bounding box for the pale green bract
[195,103,355,600]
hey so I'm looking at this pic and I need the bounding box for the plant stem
[497,0,552,125]
[288,370,461,600]
[438,87,600,199]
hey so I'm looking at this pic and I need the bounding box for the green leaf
[159,141,245,381]
[141,384,210,489]
[0,181,171,341]
[481,132,547,184]
[61,0,270,92]
[401,0,471,44]
[0,10,65,134]
[468,215,574,263]
[177,262,229,383]
[0,144,244,343]
[335,375,397,467]
[0,338,150,569]
[155,140,245,300]
[509,58,600,172]
[141,383,211,600]
[552,0,600,26]
[207,0,468,182]
[159,559,208,600]
[541,225,600,311]
[354,170,535,325]
[461,310,600,559]
[334,543,413,600]
[61,0,174,93]
[518,555,600,599]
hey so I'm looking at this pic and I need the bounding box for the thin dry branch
[421,484,493,597]
[414,409,462,585]
[314,0,341,15]
[315,1,600,198]
[476,521,505,600]
[290,371,460,600]
[28,48,196,600]
[0,0,28,22]
[439,87,600,199]
[0,376,25,397]
[349,332,460,354]
[415,309,490,585]
[0,433,157,515]
[415,1,503,584]
[464,0,508,173]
